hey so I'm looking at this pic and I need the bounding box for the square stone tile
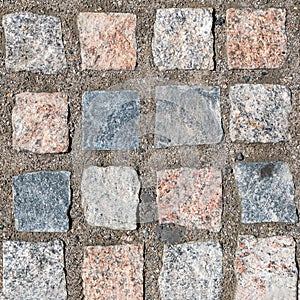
[229,84,291,143]
[13,171,71,232]
[234,162,297,223]
[159,241,222,300]
[152,8,214,70]
[77,12,137,70]
[82,244,143,300]
[235,236,297,299]
[2,240,67,300]
[3,12,66,74]
[156,167,222,231]
[154,86,223,148]
[82,90,140,150]
[12,92,69,154]
[227,8,287,69]
[81,166,140,230]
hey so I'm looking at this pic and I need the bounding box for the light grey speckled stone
[82,90,140,150]
[229,84,291,143]
[13,171,71,232]
[159,241,222,300]
[154,86,223,148]
[3,12,66,74]
[2,240,67,300]
[152,8,214,70]
[81,166,140,230]
[234,162,297,223]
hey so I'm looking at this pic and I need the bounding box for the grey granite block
[82,90,140,150]
[154,86,223,148]
[229,84,291,143]
[159,241,223,300]
[13,171,71,232]
[2,12,66,74]
[2,240,67,300]
[152,8,214,70]
[234,162,298,223]
[81,166,140,230]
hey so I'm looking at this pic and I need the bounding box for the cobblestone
[13,171,71,232]
[234,162,297,223]
[152,8,214,70]
[154,86,223,148]
[82,244,143,300]
[229,84,292,143]
[159,241,222,300]
[227,8,287,69]
[235,236,297,299]
[3,12,66,74]
[81,166,140,230]
[2,240,67,300]
[82,90,140,150]
[12,92,69,154]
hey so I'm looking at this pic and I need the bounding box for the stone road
[0,1,299,300]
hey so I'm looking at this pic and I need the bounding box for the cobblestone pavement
[0,0,299,299]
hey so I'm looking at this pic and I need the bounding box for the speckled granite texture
[78,12,137,70]
[2,240,67,300]
[152,8,214,70]
[235,236,297,299]
[229,84,291,143]
[159,241,222,300]
[13,171,71,232]
[154,86,223,148]
[81,166,140,230]
[82,244,144,300]
[82,90,140,150]
[227,8,287,69]
[3,12,66,74]
[156,168,222,231]
[12,92,69,153]
[234,162,297,223]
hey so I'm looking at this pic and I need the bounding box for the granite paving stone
[82,244,143,300]
[13,171,71,232]
[3,12,66,74]
[229,84,292,143]
[234,162,297,224]
[12,92,69,154]
[81,166,140,230]
[152,8,214,70]
[159,241,222,300]
[78,12,137,70]
[227,8,287,69]
[235,236,297,299]
[154,86,223,148]
[156,167,222,231]
[82,90,140,150]
[2,240,67,300]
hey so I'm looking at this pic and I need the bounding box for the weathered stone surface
[235,236,297,299]
[153,8,214,70]
[12,92,69,153]
[3,12,66,74]
[229,84,291,143]
[159,241,222,300]
[234,162,297,223]
[227,8,287,69]
[157,168,222,231]
[154,86,223,148]
[81,166,140,230]
[13,171,71,232]
[82,90,140,150]
[2,240,67,300]
[78,12,137,70]
[82,244,143,300]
